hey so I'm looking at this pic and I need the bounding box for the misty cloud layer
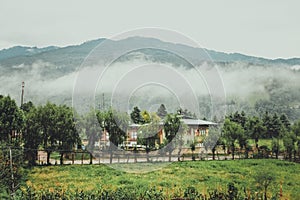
[0,58,299,118]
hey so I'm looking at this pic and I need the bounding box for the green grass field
[24,159,300,199]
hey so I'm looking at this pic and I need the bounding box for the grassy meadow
[23,159,300,199]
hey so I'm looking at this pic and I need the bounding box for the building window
[131,132,137,140]
[200,129,206,135]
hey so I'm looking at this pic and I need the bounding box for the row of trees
[83,105,183,163]
[0,95,81,166]
[2,94,300,165]
[210,111,300,161]
[0,94,184,169]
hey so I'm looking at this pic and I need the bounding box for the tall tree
[222,118,244,160]
[262,112,272,138]
[280,114,291,131]
[37,103,80,165]
[130,106,144,124]
[20,101,34,113]
[292,120,300,159]
[246,116,266,150]
[98,109,129,163]
[203,127,221,160]
[141,110,151,124]
[38,103,59,165]
[292,120,300,137]
[138,113,160,161]
[282,131,297,161]
[0,95,24,144]
[270,113,282,159]
[56,105,80,165]
[157,104,167,118]
[229,111,247,130]
[176,123,187,161]
[80,110,102,152]
[0,96,24,196]
[22,105,42,166]
[138,113,160,148]
[164,113,181,162]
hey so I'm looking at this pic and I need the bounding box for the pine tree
[157,104,167,118]
[130,106,144,124]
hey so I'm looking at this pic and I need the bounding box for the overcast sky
[0,0,299,59]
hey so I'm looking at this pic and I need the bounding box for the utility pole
[9,147,15,199]
[21,81,25,106]
[102,93,105,110]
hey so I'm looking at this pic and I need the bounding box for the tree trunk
[192,151,195,161]
[212,148,216,160]
[47,151,51,165]
[89,152,93,164]
[72,153,74,165]
[110,151,113,164]
[146,152,149,162]
[276,138,279,159]
[28,150,37,166]
[245,149,249,159]
[231,144,235,160]
[255,139,259,150]
[169,151,172,162]
[177,148,182,161]
[60,152,63,165]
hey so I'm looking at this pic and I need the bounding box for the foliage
[228,111,247,129]
[130,106,144,124]
[34,103,80,165]
[292,119,300,136]
[22,159,300,199]
[254,169,276,200]
[0,143,24,198]
[56,105,80,164]
[79,109,102,151]
[0,95,24,144]
[138,113,160,150]
[177,107,196,119]
[157,104,167,118]
[203,126,221,160]
[282,131,297,160]
[97,109,129,163]
[164,113,181,161]
[246,116,266,150]
[222,118,245,159]
[190,143,196,161]
[141,110,151,124]
[22,106,41,166]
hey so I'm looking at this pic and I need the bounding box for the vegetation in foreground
[18,159,300,199]
[1,95,300,199]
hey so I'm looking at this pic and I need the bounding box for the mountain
[0,46,59,61]
[0,37,299,121]
[1,37,299,74]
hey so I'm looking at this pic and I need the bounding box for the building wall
[94,123,213,148]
